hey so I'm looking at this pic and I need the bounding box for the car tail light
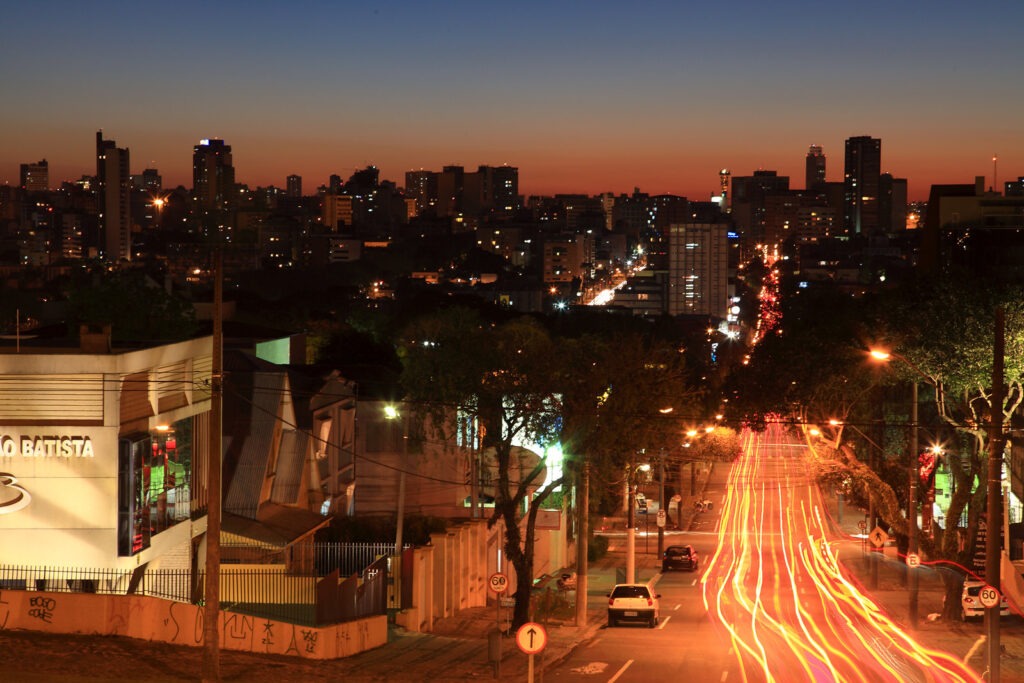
[647,597,653,606]
[609,597,615,606]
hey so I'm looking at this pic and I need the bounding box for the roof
[222,503,331,547]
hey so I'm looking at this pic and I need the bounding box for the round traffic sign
[656,509,667,528]
[516,622,547,654]
[906,553,920,569]
[489,572,509,594]
[857,520,867,531]
[979,585,1001,608]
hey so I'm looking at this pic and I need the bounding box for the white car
[607,583,660,628]
[960,580,1010,621]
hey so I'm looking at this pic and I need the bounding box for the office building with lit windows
[96,132,132,261]
[844,135,882,234]
[20,159,49,193]
[668,221,731,318]
[192,138,235,212]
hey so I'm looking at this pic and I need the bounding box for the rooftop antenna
[993,154,998,192]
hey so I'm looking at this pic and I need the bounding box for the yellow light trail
[700,422,982,682]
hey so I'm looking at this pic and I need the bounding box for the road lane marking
[673,604,681,611]
[658,616,670,629]
[720,671,729,681]
[608,659,634,682]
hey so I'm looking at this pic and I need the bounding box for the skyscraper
[20,159,49,192]
[668,220,731,318]
[286,174,302,198]
[192,138,235,211]
[805,145,826,191]
[96,131,131,261]
[844,136,881,235]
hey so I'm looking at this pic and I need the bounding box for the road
[548,423,982,683]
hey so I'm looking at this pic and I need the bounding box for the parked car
[607,583,660,628]
[960,580,1010,621]
[662,544,699,572]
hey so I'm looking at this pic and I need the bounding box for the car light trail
[700,423,982,682]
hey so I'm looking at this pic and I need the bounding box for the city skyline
[3,1,1023,201]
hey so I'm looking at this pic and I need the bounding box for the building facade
[96,132,132,262]
[667,222,731,318]
[0,330,212,573]
[844,135,882,235]
[192,138,235,212]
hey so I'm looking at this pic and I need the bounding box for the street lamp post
[870,349,928,629]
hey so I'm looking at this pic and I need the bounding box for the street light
[870,348,935,629]
[385,404,407,610]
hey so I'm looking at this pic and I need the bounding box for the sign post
[516,622,548,683]
[489,573,508,677]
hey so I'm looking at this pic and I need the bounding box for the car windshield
[612,586,650,599]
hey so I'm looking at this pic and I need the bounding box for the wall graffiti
[223,613,255,650]
[28,596,56,623]
[0,590,385,660]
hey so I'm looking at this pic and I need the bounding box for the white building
[0,326,212,573]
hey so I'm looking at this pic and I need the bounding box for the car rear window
[670,547,690,556]
[612,586,650,599]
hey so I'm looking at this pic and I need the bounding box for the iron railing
[0,558,390,627]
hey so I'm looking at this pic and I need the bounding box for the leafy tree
[66,268,197,342]
[400,308,701,628]
[400,309,563,628]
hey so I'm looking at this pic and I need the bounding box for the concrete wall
[395,515,571,633]
[0,590,386,661]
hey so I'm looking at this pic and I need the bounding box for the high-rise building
[730,170,790,244]
[286,174,302,198]
[879,173,908,231]
[95,131,131,261]
[668,220,731,318]
[131,168,162,192]
[805,145,826,191]
[405,170,438,215]
[844,136,881,234]
[192,138,235,211]
[477,165,519,217]
[20,159,49,192]
[437,165,465,217]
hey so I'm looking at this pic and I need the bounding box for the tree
[400,309,702,628]
[66,268,197,342]
[400,309,563,628]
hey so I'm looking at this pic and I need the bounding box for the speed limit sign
[489,572,509,594]
[979,585,1001,608]
[906,553,920,569]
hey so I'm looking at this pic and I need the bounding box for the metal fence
[220,541,400,578]
[0,560,389,627]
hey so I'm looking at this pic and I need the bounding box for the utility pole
[202,247,223,682]
[575,462,589,627]
[657,457,665,559]
[393,404,408,609]
[987,307,1005,683]
[908,381,919,629]
[626,465,636,584]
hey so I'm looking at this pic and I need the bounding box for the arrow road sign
[516,622,548,654]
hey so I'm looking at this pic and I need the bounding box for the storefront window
[117,417,193,556]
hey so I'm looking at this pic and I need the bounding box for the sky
[2,1,1023,202]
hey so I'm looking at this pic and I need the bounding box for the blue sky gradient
[3,1,1022,200]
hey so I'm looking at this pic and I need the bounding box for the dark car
[662,544,699,572]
